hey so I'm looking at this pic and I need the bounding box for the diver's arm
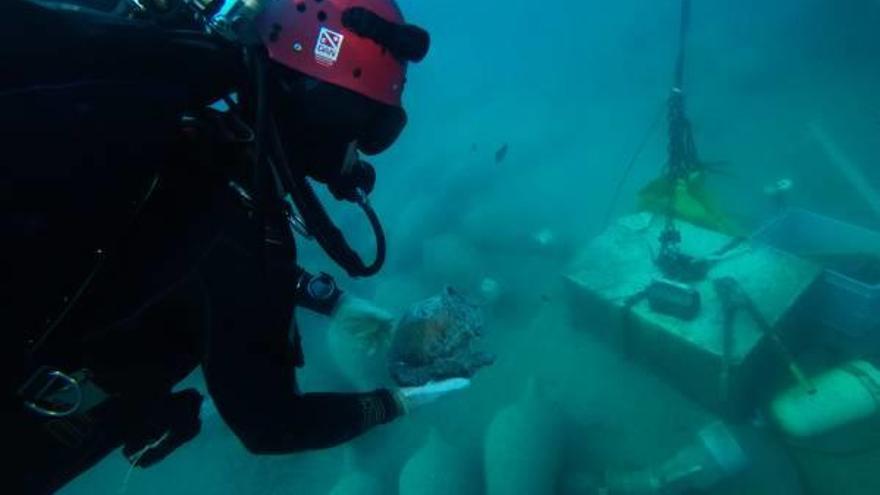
[209,380,402,453]
[200,279,402,452]
[199,214,402,453]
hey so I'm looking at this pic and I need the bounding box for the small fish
[494,144,509,164]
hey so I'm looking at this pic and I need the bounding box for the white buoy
[484,380,562,495]
[399,429,477,495]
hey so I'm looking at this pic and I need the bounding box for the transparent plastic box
[755,209,880,342]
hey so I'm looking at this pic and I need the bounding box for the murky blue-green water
[59,1,880,494]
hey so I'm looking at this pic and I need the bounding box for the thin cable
[601,103,666,229]
[120,431,170,493]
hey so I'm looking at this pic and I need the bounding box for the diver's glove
[330,295,394,356]
[393,378,471,414]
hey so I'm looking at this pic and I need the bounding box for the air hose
[235,43,387,280]
[263,111,386,278]
[244,47,385,278]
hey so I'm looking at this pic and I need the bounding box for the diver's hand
[331,296,394,356]
[394,378,471,414]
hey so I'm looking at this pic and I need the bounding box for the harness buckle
[19,366,83,418]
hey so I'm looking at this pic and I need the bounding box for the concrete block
[565,213,821,415]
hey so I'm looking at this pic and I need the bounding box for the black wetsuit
[2,3,400,493]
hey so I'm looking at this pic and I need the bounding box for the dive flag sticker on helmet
[315,27,345,66]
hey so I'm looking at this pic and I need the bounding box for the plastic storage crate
[755,209,880,343]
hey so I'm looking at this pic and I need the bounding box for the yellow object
[638,171,735,234]
[770,360,880,440]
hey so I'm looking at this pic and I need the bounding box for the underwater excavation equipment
[483,380,562,495]
[566,212,820,416]
[398,429,478,495]
[641,0,733,284]
[567,0,822,417]
[567,0,880,492]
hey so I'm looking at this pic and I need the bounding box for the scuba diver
[3,0,466,493]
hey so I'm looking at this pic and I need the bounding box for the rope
[119,431,171,493]
[658,0,699,270]
[601,103,666,229]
